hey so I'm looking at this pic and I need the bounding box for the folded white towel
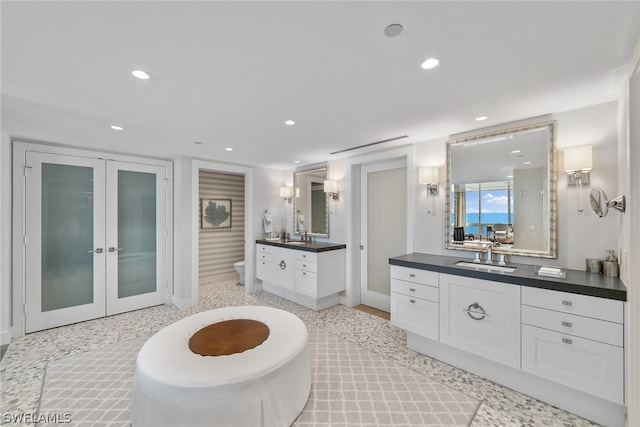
[537,266,564,277]
[263,212,273,233]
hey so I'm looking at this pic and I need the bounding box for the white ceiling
[2,1,639,170]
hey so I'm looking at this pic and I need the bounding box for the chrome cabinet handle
[562,337,573,345]
[279,260,287,270]
[409,273,415,278]
[463,302,489,320]
[562,300,573,307]
[409,288,416,292]
[409,299,415,304]
[562,321,573,328]
[108,247,124,253]
[88,248,103,254]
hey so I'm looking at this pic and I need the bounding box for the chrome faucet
[485,242,494,264]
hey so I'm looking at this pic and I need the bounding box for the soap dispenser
[603,250,619,278]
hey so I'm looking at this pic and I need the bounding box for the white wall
[1,132,11,344]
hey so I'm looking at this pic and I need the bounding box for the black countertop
[256,239,346,253]
[389,252,627,301]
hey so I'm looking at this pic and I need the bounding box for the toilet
[234,261,245,285]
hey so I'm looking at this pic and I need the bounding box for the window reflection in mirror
[294,165,330,237]
[446,121,556,258]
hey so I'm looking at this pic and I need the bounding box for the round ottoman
[130,306,310,427]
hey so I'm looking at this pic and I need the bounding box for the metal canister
[585,258,603,274]
[603,261,619,278]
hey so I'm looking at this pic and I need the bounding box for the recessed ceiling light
[293,160,301,164]
[510,150,521,154]
[524,161,532,165]
[131,70,150,80]
[193,141,202,145]
[475,116,488,121]
[225,147,233,152]
[420,58,440,70]
[285,120,296,126]
[110,125,124,131]
[384,24,404,37]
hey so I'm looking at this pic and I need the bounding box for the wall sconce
[280,186,293,203]
[324,180,339,200]
[564,145,592,186]
[564,145,592,213]
[419,167,439,196]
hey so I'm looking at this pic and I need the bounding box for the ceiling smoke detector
[384,24,403,37]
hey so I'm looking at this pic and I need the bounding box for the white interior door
[24,153,168,332]
[25,152,107,333]
[360,160,407,311]
[106,161,167,315]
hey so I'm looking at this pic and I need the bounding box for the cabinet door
[294,269,317,298]
[440,274,521,368]
[391,293,438,340]
[256,260,273,283]
[273,248,295,290]
[522,325,623,404]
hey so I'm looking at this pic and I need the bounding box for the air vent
[330,135,408,155]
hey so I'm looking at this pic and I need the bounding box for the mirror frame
[445,120,557,258]
[293,164,330,238]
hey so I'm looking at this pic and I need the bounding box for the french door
[360,160,407,312]
[24,151,167,333]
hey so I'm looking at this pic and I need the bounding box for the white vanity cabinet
[256,244,274,283]
[439,274,521,369]
[521,287,624,404]
[256,243,346,310]
[390,266,439,340]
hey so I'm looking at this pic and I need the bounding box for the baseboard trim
[172,296,197,310]
[1,328,12,345]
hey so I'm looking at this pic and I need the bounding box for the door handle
[108,247,124,253]
[463,302,489,320]
[279,260,287,270]
[87,248,104,254]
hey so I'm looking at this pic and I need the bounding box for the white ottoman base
[131,306,311,427]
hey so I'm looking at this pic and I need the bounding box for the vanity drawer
[295,259,317,273]
[295,251,317,263]
[522,287,623,323]
[522,324,623,404]
[391,292,439,341]
[391,279,438,302]
[522,305,623,347]
[390,266,438,287]
[257,244,274,255]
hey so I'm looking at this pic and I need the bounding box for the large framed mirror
[445,120,557,258]
[293,165,330,238]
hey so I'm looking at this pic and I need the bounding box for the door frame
[12,140,174,338]
[344,145,415,307]
[190,160,254,307]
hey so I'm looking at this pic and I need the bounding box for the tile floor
[1,281,598,426]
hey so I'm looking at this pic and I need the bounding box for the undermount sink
[455,261,516,273]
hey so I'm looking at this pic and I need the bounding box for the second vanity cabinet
[388,253,627,427]
[256,241,346,310]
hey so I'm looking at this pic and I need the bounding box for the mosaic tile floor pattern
[1,281,600,426]
[37,326,479,426]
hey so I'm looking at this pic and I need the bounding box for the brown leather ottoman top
[189,319,270,356]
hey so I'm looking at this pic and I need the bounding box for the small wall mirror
[446,120,557,258]
[293,165,330,237]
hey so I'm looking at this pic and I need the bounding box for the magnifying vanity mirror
[590,187,626,217]
[293,165,330,238]
[446,121,557,258]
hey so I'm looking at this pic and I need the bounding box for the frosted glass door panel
[117,170,157,298]
[360,160,407,312]
[25,151,106,333]
[41,163,95,311]
[106,161,166,316]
